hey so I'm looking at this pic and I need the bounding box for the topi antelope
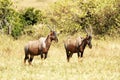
[24,26,58,65]
[64,26,92,62]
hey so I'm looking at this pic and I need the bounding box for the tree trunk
[8,25,11,35]
[4,19,12,35]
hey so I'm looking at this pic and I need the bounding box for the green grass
[0,35,120,80]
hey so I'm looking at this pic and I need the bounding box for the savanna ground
[0,34,120,80]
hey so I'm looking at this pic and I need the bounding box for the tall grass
[0,35,120,80]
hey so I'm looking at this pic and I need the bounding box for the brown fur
[64,35,92,62]
[24,31,58,65]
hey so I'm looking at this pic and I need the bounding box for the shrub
[21,8,43,26]
[46,0,120,37]
[0,0,44,39]
[0,0,23,39]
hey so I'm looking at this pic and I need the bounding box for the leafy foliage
[0,0,43,39]
[0,0,12,29]
[0,0,23,39]
[21,8,43,26]
[46,0,120,37]
[0,0,120,38]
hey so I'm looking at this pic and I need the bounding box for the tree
[0,0,13,34]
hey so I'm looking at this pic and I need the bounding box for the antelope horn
[53,25,56,31]
[89,25,93,36]
[85,27,89,35]
[47,25,52,31]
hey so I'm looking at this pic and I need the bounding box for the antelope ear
[89,25,93,36]
[86,34,89,39]
[53,25,56,31]
[50,30,52,32]
[47,25,53,31]
[84,27,89,35]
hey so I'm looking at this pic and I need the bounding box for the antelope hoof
[24,60,26,64]
[29,62,32,65]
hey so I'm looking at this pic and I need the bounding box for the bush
[44,0,120,37]
[0,0,44,39]
[1,0,120,38]
[21,8,43,26]
[11,25,22,39]
[0,0,24,39]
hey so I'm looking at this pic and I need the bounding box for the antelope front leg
[77,52,80,58]
[44,53,48,59]
[28,55,34,65]
[66,50,70,62]
[77,52,81,62]
[80,51,84,62]
[81,51,83,57]
[41,53,44,59]
[39,50,43,59]
[24,54,29,64]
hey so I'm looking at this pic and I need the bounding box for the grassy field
[0,34,120,80]
[0,0,120,80]
[13,0,58,10]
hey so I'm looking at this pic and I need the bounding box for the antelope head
[85,25,92,49]
[47,25,58,42]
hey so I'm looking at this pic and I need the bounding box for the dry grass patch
[13,0,58,10]
[0,35,120,80]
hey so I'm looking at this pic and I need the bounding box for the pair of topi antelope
[24,26,92,65]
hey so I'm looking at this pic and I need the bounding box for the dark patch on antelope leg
[44,53,48,59]
[24,53,29,64]
[28,55,34,65]
[41,53,44,59]
[77,52,80,58]
[81,52,83,57]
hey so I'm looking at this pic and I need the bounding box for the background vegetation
[0,0,120,39]
[46,0,120,37]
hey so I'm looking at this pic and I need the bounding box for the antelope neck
[45,35,52,48]
[80,38,87,50]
